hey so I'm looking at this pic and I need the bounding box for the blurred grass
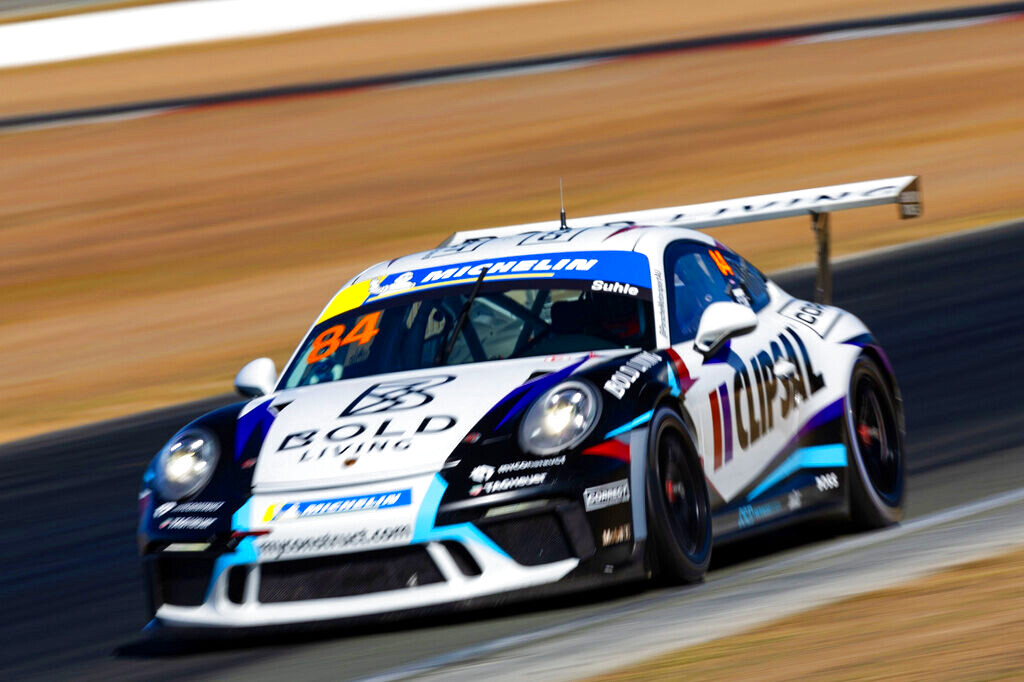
[590,547,1024,681]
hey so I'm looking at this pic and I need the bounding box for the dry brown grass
[590,547,1024,681]
[0,2,1022,442]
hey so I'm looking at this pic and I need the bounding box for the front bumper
[148,505,592,628]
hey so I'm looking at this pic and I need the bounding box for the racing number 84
[306,312,382,364]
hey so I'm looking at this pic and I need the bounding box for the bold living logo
[340,376,455,416]
[708,327,825,470]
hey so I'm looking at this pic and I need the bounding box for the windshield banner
[318,250,652,323]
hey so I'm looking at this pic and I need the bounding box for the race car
[138,176,920,629]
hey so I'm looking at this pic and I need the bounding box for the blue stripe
[413,474,510,558]
[604,409,654,439]
[665,361,681,397]
[206,499,257,599]
[746,443,847,501]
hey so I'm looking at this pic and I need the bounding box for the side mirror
[234,357,277,397]
[694,302,757,357]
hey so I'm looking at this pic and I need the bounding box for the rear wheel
[645,409,712,583]
[846,356,904,528]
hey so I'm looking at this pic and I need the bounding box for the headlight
[154,428,219,500]
[519,381,601,455]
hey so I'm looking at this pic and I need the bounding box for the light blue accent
[413,474,510,559]
[205,499,258,600]
[666,363,681,397]
[604,410,654,439]
[746,443,848,502]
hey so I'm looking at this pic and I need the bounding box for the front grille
[153,556,216,607]
[479,511,574,566]
[258,545,443,603]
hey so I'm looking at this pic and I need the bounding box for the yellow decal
[316,280,372,324]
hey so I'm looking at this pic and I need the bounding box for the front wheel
[645,408,712,583]
[846,356,905,528]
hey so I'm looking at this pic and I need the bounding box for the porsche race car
[138,176,920,629]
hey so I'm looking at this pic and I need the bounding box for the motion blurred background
[1,1,1022,679]
[2,0,1022,443]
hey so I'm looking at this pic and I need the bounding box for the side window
[722,250,770,312]
[664,242,733,342]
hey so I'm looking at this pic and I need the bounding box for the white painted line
[359,485,1024,682]
[0,0,567,70]
[791,15,1008,44]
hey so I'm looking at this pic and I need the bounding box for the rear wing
[441,176,921,303]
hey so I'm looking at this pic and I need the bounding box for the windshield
[280,280,655,389]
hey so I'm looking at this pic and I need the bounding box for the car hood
[247,353,615,492]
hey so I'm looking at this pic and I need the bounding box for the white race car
[138,176,920,629]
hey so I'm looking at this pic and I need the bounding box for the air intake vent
[479,511,574,566]
[258,545,443,603]
[154,556,216,606]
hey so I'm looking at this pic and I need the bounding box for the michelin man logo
[369,272,415,296]
[470,465,495,483]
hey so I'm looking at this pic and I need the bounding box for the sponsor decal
[256,525,412,560]
[469,473,546,497]
[153,502,176,518]
[584,479,630,511]
[368,271,414,295]
[778,300,838,338]
[601,523,632,547]
[708,327,826,469]
[591,280,639,296]
[159,516,217,530]
[603,351,661,399]
[154,500,224,518]
[815,472,840,491]
[787,489,803,511]
[341,376,455,416]
[366,251,652,300]
[652,268,669,340]
[278,414,457,463]
[517,228,591,246]
[470,465,496,483]
[263,489,411,522]
[737,501,783,529]
[497,455,565,474]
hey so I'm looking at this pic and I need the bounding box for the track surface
[2,221,1023,680]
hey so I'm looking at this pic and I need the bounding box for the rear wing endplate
[441,176,921,303]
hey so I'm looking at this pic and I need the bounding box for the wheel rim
[659,429,708,559]
[853,375,901,506]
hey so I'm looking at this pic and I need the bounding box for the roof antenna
[559,178,568,230]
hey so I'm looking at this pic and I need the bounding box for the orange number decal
[709,249,734,277]
[307,324,346,364]
[341,311,381,346]
[305,312,381,364]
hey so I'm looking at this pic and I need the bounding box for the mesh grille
[479,512,573,566]
[258,545,443,603]
[156,556,216,606]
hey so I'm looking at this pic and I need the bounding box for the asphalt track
[2,219,1023,680]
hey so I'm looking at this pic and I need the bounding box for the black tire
[645,408,712,583]
[845,356,905,528]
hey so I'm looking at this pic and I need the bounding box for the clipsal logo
[470,465,495,483]
[592,280,639,296]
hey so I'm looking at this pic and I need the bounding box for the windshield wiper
[435,266,489,366]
